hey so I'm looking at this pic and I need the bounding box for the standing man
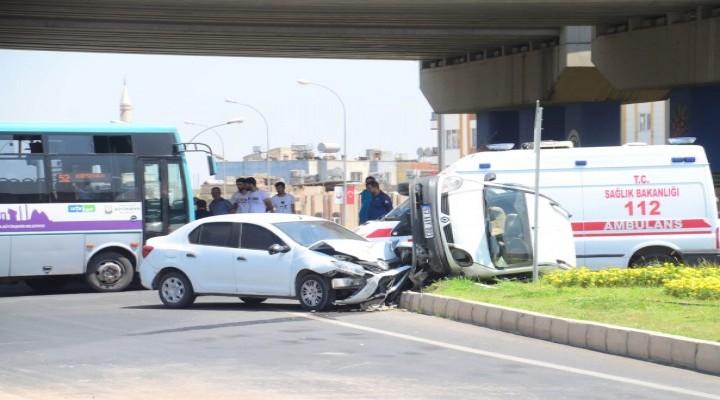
[271,182,296,214]
[231,177,249,213]
[195,199,211,219]
[208,187,233,215]
[366,181,393,221]
[245,177,274,213]
[358,176,376,224]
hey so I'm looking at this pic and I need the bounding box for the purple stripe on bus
[0,220,143,233]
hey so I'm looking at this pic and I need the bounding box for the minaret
[120,79,133,123]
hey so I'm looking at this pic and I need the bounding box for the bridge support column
[477,111,519,148]
[477,102,621,149]
[669,85,720,172]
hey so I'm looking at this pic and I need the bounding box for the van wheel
[86,251,134,292]
[629,250,680,268]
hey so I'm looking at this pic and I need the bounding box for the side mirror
[207,155,218,176]
[268,243,290,255]
[397,182,409,196]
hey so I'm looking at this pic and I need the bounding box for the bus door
[139,159,189,240]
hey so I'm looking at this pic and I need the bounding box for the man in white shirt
[245,177,274,213]
[271,182,296,214]
[230,177,249,213]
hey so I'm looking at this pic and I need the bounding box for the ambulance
[443,140,720,269]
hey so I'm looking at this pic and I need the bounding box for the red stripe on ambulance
[365,228,393,238]
[572,219,712,237]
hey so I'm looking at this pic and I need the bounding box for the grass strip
[425,278,720,342]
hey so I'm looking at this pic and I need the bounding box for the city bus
[0,122,201,292]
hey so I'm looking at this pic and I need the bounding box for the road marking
[292,312,720,400]
[337,362,373,371]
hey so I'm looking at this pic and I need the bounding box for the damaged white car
[139,214,412,311]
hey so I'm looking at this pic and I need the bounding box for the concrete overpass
[2,1,720,160]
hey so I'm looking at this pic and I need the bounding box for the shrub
[664,276,720,300]
[542,264,720,301]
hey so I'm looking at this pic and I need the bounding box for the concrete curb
[398,291,720,376]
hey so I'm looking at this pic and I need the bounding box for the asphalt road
[1,285,719,400]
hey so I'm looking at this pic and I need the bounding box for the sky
[0,49,436,165]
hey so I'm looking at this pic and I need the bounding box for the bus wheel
[86,251,134,292]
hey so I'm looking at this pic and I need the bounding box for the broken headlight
[331,260,367,277]
[376,259,390,270]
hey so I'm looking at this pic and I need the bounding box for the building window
[446,129,459,149]
[638,113,651,132]
[470,128,477,150]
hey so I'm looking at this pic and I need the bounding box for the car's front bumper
[333,265,411,305]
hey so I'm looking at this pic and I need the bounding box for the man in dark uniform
[366,181,393,221]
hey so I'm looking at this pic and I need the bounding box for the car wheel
[239,297,267,305]
[158,271,196,309]
[296,273,335,311]
[86,251,134,292]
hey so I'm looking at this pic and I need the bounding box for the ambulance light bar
[667,137,696,145]
[671,157,696,163]
[486,143,515,151]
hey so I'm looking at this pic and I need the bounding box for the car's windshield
[382,198,410,221]
[274,220,367,247]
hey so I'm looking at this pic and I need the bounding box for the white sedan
[139,213,411,311]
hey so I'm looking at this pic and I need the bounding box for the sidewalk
[398,291,720,376]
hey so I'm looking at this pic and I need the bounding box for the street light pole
[184,119,244,196]
[187,118,244,143]
[297,79,348,227]
[224,99,271,188]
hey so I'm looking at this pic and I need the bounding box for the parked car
[353,198,412,243]
[139,214,411,311]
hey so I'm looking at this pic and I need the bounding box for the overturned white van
[443,142,720,269]
[409,174,576,281]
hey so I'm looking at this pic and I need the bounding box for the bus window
[47,135,95,154]
[0,136,13,153]
[93,135,132,153]
[0,155,47,203]
[168,162,188,230]
[49,155,136,203]
[143,162,163,235]
[1,135,43,155]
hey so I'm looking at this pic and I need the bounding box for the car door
[185,222,239,293]
[234,223,293,296]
